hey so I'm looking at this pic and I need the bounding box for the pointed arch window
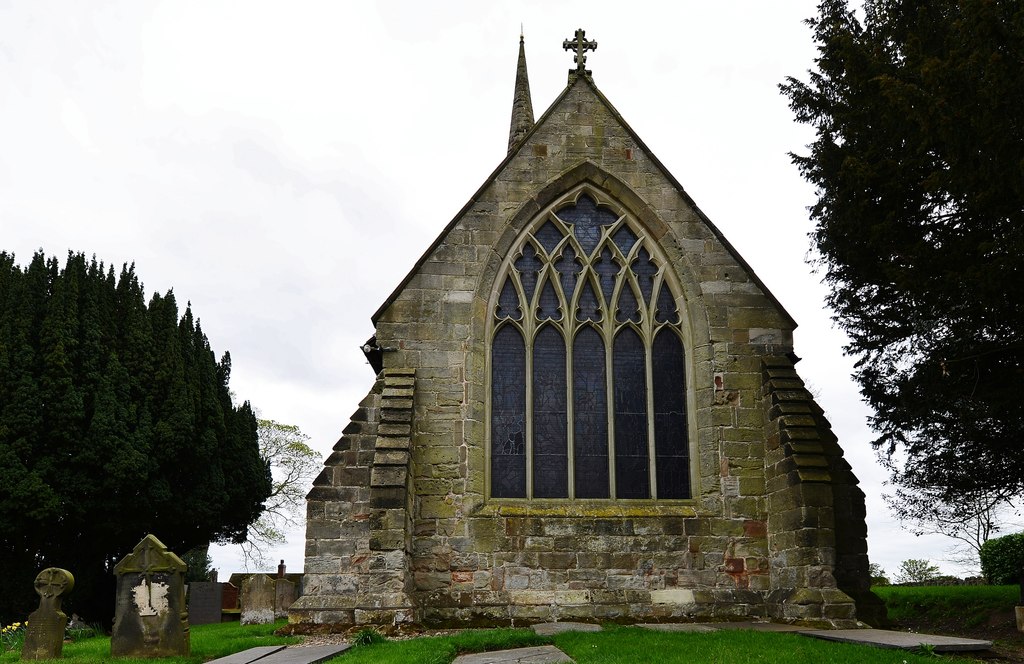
[489,192,691,500]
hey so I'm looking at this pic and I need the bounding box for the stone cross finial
[563,28,597,75]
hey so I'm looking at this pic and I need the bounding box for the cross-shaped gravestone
[563,28,597,75]
[21,568,74,661]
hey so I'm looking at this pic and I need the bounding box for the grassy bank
[874,584,1019,626]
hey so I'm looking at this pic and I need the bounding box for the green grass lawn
[0,620,299,664]
[873,584,1019,626]
[3,607,1010,664]
[337,625,984,664]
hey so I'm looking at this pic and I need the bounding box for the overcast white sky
[0,1,979,581]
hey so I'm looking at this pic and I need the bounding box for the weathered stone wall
[293,74,873,627]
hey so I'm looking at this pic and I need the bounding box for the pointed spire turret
[507,31,535,153]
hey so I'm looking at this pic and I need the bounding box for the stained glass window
[555,246,580,297]
[534,221,564,256]
[491,325,526,498]
[496,277,522,320]
[537,279,561,321]
[557,194,617,256]
[616,285,641,324]
[573,327,609,498]
[613,329,650,498]
[490,190,691,500]
[634,248,657,303]
[653,329,689,499]
[533,326,568,498]
[515,243,541,302]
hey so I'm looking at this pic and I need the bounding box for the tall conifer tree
[0,251,271,623]
[781,0,1024,500]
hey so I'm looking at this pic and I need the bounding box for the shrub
[352,628,386,646]
[980,532,1024,585]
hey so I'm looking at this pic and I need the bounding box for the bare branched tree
[239,419,321,569]
[885,482,1020,573]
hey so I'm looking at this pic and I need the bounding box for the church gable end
[290,30,876,630]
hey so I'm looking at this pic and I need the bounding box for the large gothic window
[489,192,691,500]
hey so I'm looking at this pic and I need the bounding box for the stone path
[531,621,602,636]
[539,621,992,653]
[205,646,286,664]
[206,644,350,664]
[452,645,573,664]
[638,623,718,633]
[799,628,993,652]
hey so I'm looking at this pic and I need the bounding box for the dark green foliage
[979,531,1024,585]
[182,545,214,583]
[781,1,1024,499]
[0,251,271,625]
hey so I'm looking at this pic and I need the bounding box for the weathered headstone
[21,568,74,661]
[111,534,190,657]
[240,575,275,625]
[189,582,223,625]
[274,578,296,620]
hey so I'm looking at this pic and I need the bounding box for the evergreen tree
[0,251,271,624]
[781,1,1024,500]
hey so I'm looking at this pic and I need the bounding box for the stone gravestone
[188,582,223,626]
[21,568,74,661]
[274,578,296,620]
[111,534,189,657]
[240,575,275,625]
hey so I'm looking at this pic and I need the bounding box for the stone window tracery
[489,191,691,500]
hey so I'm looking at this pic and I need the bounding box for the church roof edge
[371,74,796,330]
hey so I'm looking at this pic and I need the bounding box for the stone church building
[289,31,881,629]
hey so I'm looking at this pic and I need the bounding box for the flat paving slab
[255,645,350,664]
[205,645,351,664]
[531,622,602,636]
[704,622,806,632]
[205,646,287,664]
[452,645,573,663]
[639,623,718,633]
[800,629,993,652]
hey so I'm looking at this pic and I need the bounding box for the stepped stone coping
[206,645,350,664]
[799,628,993,652]
[453,645,573,663]
[531,622,602,636]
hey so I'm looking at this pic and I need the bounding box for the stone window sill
[474,501,703,518]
